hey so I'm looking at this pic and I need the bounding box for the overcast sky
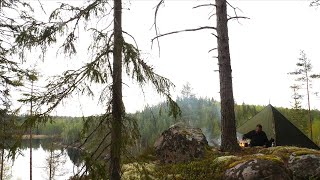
[14,0,320,116]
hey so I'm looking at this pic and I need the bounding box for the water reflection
[6,139,82,180]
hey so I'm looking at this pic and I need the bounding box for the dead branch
[228,16,250,21]
[193,4,216,9]
[209,13,216,20]
[152,26,216,43]
[208,48,217,53]
[152,0,164,54]
[211,33,218,39]
[226,1,249,24]
[310,0,320,6]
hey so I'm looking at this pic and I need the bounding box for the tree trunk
[29,127,32,180]
[30,81,34,180]
[215,0,240,152]
[0,148,4,180]
[306,72,313,140]
[109,0,123,179]
[49,145,53,180]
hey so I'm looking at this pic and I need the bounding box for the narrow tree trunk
[30,81,34,180]
[306,72,313,140]
[0,148,4,179]
[0,115,4,180]
[29,127,32,180]
[49,145,53,180]
[215,0,240,152]
[109,0,123,179]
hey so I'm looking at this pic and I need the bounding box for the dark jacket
[243,130,268,147]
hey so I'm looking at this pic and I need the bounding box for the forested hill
[135,97,320,149]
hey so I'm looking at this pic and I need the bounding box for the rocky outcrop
[288,153,320,179]
[123,146,320,180]
[154,122,208,163]
[224,159,292,180]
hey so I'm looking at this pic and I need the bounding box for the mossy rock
[224,159,292,180]
[258,146,318,162]
[123,146,320,180]
[227,154,283,169]
[288,154,320,180]
[154,122,208,163]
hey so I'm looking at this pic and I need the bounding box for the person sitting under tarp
[243,124,269,147]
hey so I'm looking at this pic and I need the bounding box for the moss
[292,150,320,156]
[122,146,320,179]
[134,147,158,163]
[227,154,283,169]
[122,162,156,180]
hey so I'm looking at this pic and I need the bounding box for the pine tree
[289,50,315,140]
[215,0,240,152]
[152,0,247,152]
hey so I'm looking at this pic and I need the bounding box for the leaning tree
[153,0,248,152]
[15,0,179,179]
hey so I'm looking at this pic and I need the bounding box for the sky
[12,0,320,116]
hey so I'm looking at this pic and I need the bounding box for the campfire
[239,139,250,147]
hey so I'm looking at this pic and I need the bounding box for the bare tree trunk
[0,115,4,180]
[306,72,313,140]
[49,145,53,180]
[0,148,4,180]
[215,0,240,152]
[30,81,34,180]
[109,0,123,179]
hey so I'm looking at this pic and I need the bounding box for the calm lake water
[4,140,82,180]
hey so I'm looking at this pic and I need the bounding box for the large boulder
[288,153,320,179]
[154,122,208,163]
[224,159,292,180]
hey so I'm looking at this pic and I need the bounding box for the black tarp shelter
[237,104,319,149]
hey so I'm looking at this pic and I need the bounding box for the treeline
[136,97,320,149]
[26,97,320,150]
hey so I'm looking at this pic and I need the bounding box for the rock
[224,159,292,180]
[288,153,320,179]
[154,122,208,163]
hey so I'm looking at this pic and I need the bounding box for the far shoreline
[21,134,59,140]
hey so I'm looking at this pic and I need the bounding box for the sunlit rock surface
[154,122,208,163]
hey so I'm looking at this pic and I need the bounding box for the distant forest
[30,96,320,151]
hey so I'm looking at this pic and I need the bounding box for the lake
[3,139,82,180]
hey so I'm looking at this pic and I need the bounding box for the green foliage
[313,120,320,145]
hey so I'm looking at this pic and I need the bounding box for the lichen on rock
[288,153,320,180]
[154,122,208,163]
[224,159,292,180]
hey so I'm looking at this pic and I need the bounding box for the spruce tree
[15,1,179,179]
